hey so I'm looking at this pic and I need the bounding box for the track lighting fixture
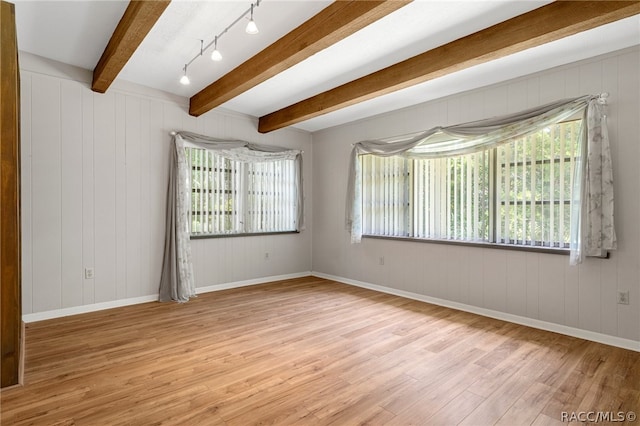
[211,36,222,61]
[245,4,259,34]
[178,1,262,84]
[180,65,190,85]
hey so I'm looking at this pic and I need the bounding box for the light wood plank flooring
[2,277,639,425]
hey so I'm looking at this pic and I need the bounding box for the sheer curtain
[159,131,304,302]
[346,94,616,264]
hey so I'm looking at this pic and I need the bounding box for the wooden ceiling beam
[189,0,411,117]
[258,1,640,133]
[92,0,170,93]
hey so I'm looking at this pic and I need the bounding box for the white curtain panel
[570,100,616,264]
[159,132,303,302]
[346,94,615,264]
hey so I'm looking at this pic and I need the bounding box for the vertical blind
[361,120,580,248]
[495,120,580,247]
[246,160,297,233]
[362,155,410,236]
[188,147,297,235]
[413,153,490,241]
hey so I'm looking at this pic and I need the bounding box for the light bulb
[180,74,190,85]
[245,19,258,34]
[211,49,222,61]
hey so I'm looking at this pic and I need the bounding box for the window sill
[362,234,574,256]
[190,230,299,240]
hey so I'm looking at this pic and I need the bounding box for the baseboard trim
[22,272,312,323]
[195,272,312,294]
[22,295,159,323]
[312,271,640,353]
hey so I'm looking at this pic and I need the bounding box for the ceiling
[13,0,640,133]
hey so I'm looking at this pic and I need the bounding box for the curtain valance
[346,94,615,265]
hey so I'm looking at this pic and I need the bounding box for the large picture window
[347,95,614,264]
[187,147,298,236]
[361,120,581,249]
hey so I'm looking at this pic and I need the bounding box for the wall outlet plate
[84,268,94,279]
[617,290,629,305]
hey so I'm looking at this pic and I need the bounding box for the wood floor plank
[1,276,638,425]
[424,390,486,426]
[494,382,555,425]
[388,361,488,424]
[532,412,567,425]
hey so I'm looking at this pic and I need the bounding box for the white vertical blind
[361,155,410,236]
[496,120,579,247]
[410,154,488,241]
[364,153,489,241]
[187,147,297,235]
[361,120,579,247]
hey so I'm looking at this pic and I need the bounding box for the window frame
[360,119,583,255]
[186,147,300,239]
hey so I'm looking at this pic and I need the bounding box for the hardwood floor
[2,277,639,425]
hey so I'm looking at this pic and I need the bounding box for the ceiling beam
[92,0,171,93]
[189,0,411,117]
[258,1,640,133]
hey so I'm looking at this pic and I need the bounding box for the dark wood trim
[363,235,571,256]
[258,1,640,133]
[190,230,299,240]
[92,0,171,93]
[1,0,22,388]
[189,0,411,117]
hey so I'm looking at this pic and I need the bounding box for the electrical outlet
[617,290,629,305]
[379,256,384,266]
[84,268,95,279]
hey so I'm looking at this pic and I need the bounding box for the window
[187,147,298,236]
[361,119,581,249]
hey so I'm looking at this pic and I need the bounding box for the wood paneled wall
[312,47,640,345]
[19,53,312,317]
[1,0,22,388]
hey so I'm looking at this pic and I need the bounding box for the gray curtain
[346,94,615,264]
[159,135,195,302]
[159,131,304,302]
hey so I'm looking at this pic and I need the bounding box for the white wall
[311,47,640,344]
[20,53,313,316]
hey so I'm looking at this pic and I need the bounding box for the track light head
[180,65,190,85]
[211,36,222,61]
[246,4,258,34]
[246,19,258,34]
[211,49,222,61]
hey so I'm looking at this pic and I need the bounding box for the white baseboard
[195,271,312,294]
[311,271,640,353]
[23,271,312,323]
[22,294,159,323]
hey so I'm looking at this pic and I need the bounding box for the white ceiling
[13,0,640,133]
